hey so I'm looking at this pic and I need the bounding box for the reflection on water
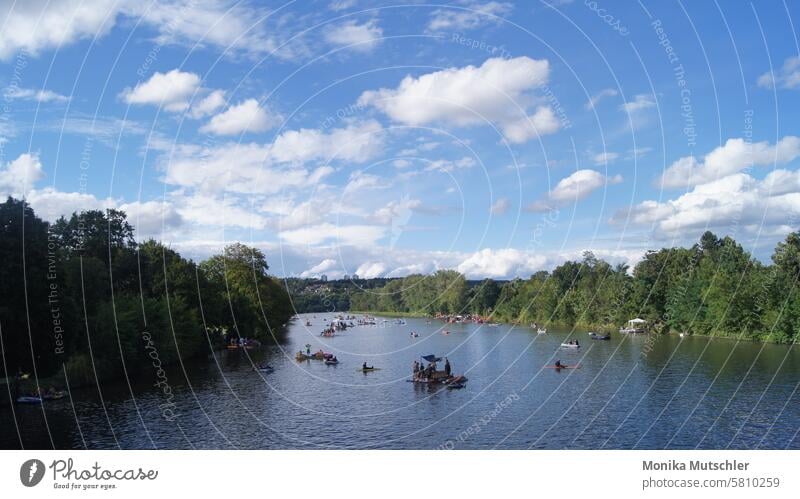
[2,313,799,449]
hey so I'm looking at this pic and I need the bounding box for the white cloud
[173,191,267,230]
[278,223,386,247]
[344,171,386,194]
[428,1,512,32]
[592,151,618,165]
[300,258,340,278]
[355,261,388,278]
[458,248,547,279]
[324,20,383,52]
[0,0,117,60]
[585,88,617,109]
[0,1,304,62]
[329,0,358,11]
[118,200,184,236]
[0,153,45,196]
[3,87,69,103]
[270,119,384,164]
[200,99,280,135]
[426,156,476,173]
[370,197,421,225]
[122,69,201,112]
[189,89,226,119]
[619,94,655,129]
[757,56,800,89]
[490,197,510,215]
[358,56,559,143]
[164,142,328,195]
[614,171,800,239]
[25,188,113,220]
[529,169,622,211]
[658,136,800,189]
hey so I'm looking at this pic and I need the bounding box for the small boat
[324,359,339,365]
[16,396,42,404]
[41,391,66,400]
[537,328,547,334]
[447,383,466,389]
[356,367,380,372]
[560,342,580,348]
[305,321,312,326]
[442,330,450,335]
[588,332,610,340]
[255,364,274,373]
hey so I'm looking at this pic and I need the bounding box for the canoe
[589,333,610,340]
[16,396,42,404]
[560,343,580,348]
[356,367,380,372]
[447,383,466,389]
[544,364,581,369]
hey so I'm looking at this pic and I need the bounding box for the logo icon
[20,459,45,487]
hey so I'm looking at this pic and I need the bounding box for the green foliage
[349,234,800,344]
[0,198,293,384]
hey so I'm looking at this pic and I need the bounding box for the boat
[16,396,42,404]
[41,391,66,400]
[324,359,339,365]
[589,332,610,340]
[560,342,580,349]
[619,318,648,334]
[537,328,547,334]
[255,364,274,373]
[447,383,466,389]
[305,320,312,326]
[356,367,380,372]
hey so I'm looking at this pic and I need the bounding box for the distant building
[352,273,359,280]
[320,274,328,282]
[343,274,349,280]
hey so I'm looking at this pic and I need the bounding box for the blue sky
[1,0,799,279]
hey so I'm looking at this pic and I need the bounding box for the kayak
[544,364,581,369]
[41,391,66,400]
[589,332,610,340]
[255,365,274,373]
[356,367,380,372]
[447,383,466,389]
[325,360,339,365]
[560,343,580,348]
[16,396,42,404]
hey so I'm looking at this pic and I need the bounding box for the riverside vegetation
[350,231,800,344]
[0,197,293,387]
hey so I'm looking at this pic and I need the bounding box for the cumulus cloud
[200,99,280,135]
[270,119,384,164]
[0,1,304,62]
[585,88,618,109]
[427,1,512,32]
[324,20,383,52]
[118,200,184,236]
[358,56,559,143]
[529,169,622,212]
[613,170,800,238]
[0,153,45,196]
[658,136,800,189]
[757,56,800,89]
[189,89,226,119]
[122,69,201,112]
[426,156,476,173]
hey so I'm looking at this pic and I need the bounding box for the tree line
[0,197,294,385]
[350,231,800,344]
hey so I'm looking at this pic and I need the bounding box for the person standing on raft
[444,358,451,376]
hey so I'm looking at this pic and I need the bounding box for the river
[2,313,799,449]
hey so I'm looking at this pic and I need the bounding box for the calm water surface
[3,313,799,449]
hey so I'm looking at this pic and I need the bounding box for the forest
[0,197,294,384]
[350,231,800,344]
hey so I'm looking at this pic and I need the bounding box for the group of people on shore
[412,358,451,382]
